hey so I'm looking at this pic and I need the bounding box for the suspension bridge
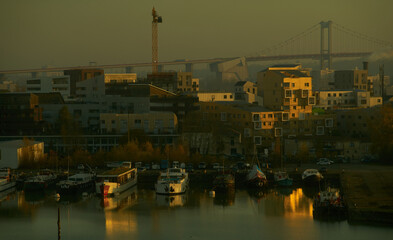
[0,21,392,80]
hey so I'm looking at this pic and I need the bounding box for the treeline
[19,140,213,170]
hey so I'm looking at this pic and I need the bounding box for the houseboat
[24,169,57,191]
[155,168,189,195]
[213,171,235,192]
[96,167,137,197]
[56,172,95,196]
[0,168,16,192]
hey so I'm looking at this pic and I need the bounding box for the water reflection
[0,187,392,240]
[260,188,313,218]
[100,187,137,211]
[213,189,235,207]
[156,194,187,207]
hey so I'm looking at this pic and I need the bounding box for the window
[316,126,324,135]
[285,90,292,98]
[284,82,290,88]
[220,112,227,121]
[328,93,331,97]
[254,122,262,129]
[305,82,309,87]
[224,95,227,99]
[254,136,262,145]
[325,118,333,127]
[253,114,260,121]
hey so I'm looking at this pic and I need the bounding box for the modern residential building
[104,73,137,84]
[314,89,382,110]
[146,72,199,93]
[64,68,104,97]
[0,81,18,93]
[26,76,71,99]
[0,93,44,135]
[367,74,390,97]
[100,112,178,135]
[311,69,335,90]
[234,81,263,105]
[195,92,234,102]
[334,63,368,91]
[257,64,314,119]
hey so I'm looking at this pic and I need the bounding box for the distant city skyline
[1,0,393,70]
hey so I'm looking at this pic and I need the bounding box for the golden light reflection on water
[105,211,137,237]
[284,188,313,218]
[262,188,313,218]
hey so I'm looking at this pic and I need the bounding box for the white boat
[95,167,137,197]
[155,168,189,195]
[0,168,16,192]
[56,173,95,196]
[302,169,323,185]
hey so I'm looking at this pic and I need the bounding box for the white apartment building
[26,76,71,99]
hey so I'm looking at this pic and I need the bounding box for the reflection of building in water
[261,188,313,218]
[105,211,137,238]
[104,188,138,238]
[0,191,37,219]
[156,194,186,207]
[101,187,137,211]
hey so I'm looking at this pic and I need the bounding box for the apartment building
[26,76,71,99]
[334,63,368,91]
[257,64,314,119]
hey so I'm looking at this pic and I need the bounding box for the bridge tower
[320,21,332,70]
[152,7,162,73]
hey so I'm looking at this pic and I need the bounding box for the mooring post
[58,207,61,240]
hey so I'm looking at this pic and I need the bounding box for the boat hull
[213,174,235,192]
[155,180,188,195]
[96,177,138,197]
[276,178,293,187]
[302,175,322,186]
[0,181,16,192]
[56,180,95,196]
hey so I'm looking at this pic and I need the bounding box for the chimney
[363,62,368,71]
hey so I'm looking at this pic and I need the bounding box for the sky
[0,0,392,70]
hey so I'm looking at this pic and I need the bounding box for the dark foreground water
[0,187,392,240]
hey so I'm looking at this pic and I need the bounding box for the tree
[370,104,393,163]
[57,106,82,154]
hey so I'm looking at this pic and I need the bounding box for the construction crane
[152,7,162,73]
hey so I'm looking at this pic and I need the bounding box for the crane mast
[152,7,162,73]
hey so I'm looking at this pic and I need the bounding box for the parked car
[228,153,245,161]
[172,161,180,168]
[317,158,334,165]
[180,162,186,169]
[152,163,160,170]
[186,163,194,172]
[212,163,220,169]
[198,162,206,169]
[144,163,151,170]
[77,164,85,170]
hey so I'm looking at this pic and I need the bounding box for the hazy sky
[1,0,392,70]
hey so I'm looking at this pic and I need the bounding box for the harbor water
[0,187,392,240]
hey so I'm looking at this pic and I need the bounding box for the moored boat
[155,168,189,195]
[0,168,16,192]
[95,167,137,197]
[23,169,57,191]
[213,171,235,192]
[302,169,323,185]
[246,164,267,188]
[274,171,293,187]
[313,187,347,220]
[56,173,95,196]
